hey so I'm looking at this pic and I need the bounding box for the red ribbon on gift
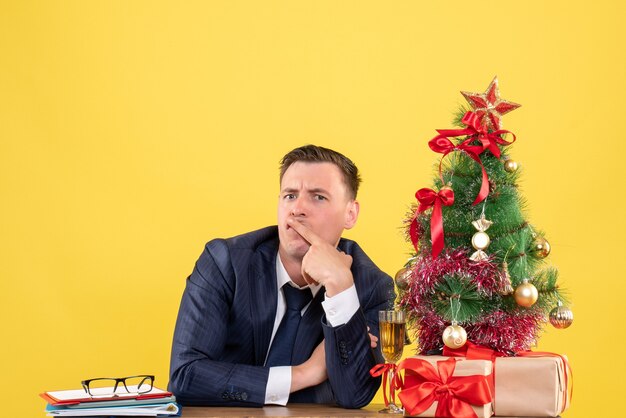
[442,341,502,398]
[370,363,397,407]
[435,111,517,159]
[410,187,455,259]
[394,357,493,418]
[443,341,504,361]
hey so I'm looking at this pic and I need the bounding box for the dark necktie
[265,284,313,367]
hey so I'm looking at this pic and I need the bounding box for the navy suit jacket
[169,226,395,408]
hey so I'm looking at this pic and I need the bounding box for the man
[169,145,395,408]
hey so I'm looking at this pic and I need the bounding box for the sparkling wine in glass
[378,310,406,414]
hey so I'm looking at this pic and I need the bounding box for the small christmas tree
[398,77,574,355]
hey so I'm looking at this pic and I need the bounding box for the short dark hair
[279,145,361,199]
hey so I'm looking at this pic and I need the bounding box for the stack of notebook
[40,385,181,416]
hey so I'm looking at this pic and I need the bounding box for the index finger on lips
[287,218,323,245]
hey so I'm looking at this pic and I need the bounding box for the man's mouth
[285,222,308,238]
[286,219,306,230]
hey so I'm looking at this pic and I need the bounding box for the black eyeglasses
[81,375,155,397]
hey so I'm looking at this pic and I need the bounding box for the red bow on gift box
[395,357,492,418]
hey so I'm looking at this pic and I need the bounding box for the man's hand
[290,340,327,393]
[368,326,378,348]
[287,218,354,297]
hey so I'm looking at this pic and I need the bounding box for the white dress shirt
[264,252,361,405]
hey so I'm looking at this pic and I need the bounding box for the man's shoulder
[338,238,390,279]
[337,237,368,262]
[206,226,279,253]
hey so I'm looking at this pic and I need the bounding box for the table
[179,404,561,417]
[181,404,386,418]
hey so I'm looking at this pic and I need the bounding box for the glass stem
[388,366,395,407]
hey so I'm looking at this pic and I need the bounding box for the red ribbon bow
[428,111,516,206]
[436,111,517,159]
[369,363,397,407]
[410,187,455,259]
[395,357,493,418]
[428,136,489,206]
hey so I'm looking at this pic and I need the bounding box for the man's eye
[314,195,327,201]
[284,194,296,200]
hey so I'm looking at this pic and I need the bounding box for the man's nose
[290,198,307,217]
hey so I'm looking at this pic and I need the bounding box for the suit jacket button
[221,392,228,399]
[241,392,248,400]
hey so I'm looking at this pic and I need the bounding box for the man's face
[277,161,359,262]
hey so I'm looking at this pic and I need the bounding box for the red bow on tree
[410,187,454,259]
[428,111,516,206]
[435,111,517,159]
[428,135,488,206]
[395,357,493,418]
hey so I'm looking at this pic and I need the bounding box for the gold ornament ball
[471,231,491,250]
[442,324,467,349]
[514,279,539,307]
[532,237,551,258]
[504,159,519,172]
[394,267,412,291]
[549,304,574,329]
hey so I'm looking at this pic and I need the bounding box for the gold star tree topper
[461,76,521,131]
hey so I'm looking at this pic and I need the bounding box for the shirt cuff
[265,366,291,405]
[321,284,359,327]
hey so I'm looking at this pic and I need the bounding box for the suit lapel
[248,238,279,366]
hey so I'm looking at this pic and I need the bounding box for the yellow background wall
[1,1,623,417]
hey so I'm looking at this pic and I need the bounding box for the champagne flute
[378,310,406,414]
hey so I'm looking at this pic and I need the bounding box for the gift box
[396,355,494,418]
[493,354,571,417]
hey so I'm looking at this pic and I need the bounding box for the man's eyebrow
[280,187,331,195]
[307,188,330,195]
